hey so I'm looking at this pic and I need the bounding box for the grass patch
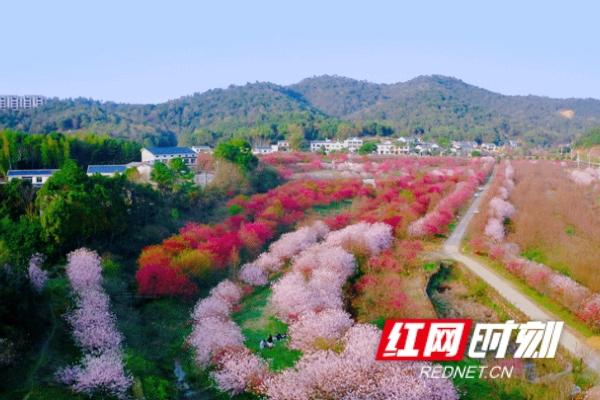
[565,225,576,236]
[521,248,546,264]
[423,261,437,272]
[311,199,352,215]
[232,286,301,371]
[442,358,496,399]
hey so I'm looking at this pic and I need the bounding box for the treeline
[179,113,395,148]
[1,162,170,268]
[3,76,600,146]
[0,160,210,375]
[0,130,141,176]
[0,138,281,268]
[0,137,285,390]
[575,127,600,148]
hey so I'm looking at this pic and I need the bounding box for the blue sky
[2,0,599,103]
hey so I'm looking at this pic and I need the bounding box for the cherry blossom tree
[60,248,131,398]
[211,347,269,395]
[210,279,242,305]
[489,197,516,220]
[239,262,269,286]
[484,218,505,242]
[188,317,244,366]
[262,324,457,400]
[288,309,353,352]
[28,253,48,293]
[57,352,131,399]
[192,295,232,321]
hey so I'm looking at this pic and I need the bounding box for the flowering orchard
[470,161,600,329]
[57,248,131,398]
[138,156,493,298]
[188,222,458,399]
[136,179,362,297]
[179,156,497,398]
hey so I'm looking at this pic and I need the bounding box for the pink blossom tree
[60,248,131,397]
[188,317,244,366]
[211,347,269,395]
[57,352,132,399]
[261,324,457,400]
[489,197,516,220]
[28,253,48,293]
[484,218,505,242]
[288,309,353,352]
[192,295,232,321]
[239,262,269,286]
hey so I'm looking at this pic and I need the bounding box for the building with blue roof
[7,169,58,185]
[86,165,128,176]
[141,146,198,165]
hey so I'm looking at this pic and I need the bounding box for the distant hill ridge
[2,75,599,146]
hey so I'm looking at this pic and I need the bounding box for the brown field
[507,161,600,291]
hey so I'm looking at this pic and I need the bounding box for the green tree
[214,138,258,171]
[358,141,377,155]
[35,160,93,252]
[249,164,282,193]
[151,162,176,193]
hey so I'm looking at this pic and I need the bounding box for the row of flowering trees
[138,156,495,299]
[136,179,363,297]
[239,221,330,286]
[183,157,500,398]
[188,221,458,399]
[57,248,131,398]
[408,157,495,237]
[473,162,600,329]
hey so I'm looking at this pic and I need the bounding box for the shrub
[135,264,198,298]
[171,249,213,277]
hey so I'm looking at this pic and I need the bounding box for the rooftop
[7,169,58,176]
[87,165,128,174]
[145,146,196,156]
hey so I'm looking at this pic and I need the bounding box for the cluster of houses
[5,138,512,186]
[6,146,210,186]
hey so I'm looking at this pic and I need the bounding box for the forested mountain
[3,75,600,146]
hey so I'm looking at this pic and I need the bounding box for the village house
[7,169,58,185]
[86,165,128,177]
[140,146,198,165]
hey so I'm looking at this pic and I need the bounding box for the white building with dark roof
[86,165,128,176]
[7,169,57,185]
[141,147,197,165]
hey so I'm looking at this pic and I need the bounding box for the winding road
[441,173,600,374]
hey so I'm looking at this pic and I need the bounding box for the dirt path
[441,171,600,374]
